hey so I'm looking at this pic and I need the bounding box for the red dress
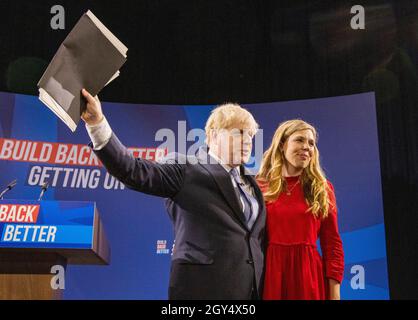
[261,176,344,300]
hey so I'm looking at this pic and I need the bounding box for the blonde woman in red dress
[257,119,344,300]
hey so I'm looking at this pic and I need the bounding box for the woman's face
[282,129,315,172]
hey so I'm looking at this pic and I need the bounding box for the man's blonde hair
[205,103,259,144]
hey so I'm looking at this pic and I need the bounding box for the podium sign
[0,200,109,299]
[1,200,94,248]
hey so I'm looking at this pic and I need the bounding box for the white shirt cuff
[85,116,112,150]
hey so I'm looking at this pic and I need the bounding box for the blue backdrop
[0,91,388,299]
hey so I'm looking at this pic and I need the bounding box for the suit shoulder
[158,152,196,165]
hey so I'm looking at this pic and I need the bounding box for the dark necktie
[230,169,258,229]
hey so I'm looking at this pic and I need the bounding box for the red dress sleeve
[319,181,345,283]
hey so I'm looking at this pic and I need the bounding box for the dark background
[0,0,417,299]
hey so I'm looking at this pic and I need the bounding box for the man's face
[212,121,254,167]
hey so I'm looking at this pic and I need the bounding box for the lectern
[0,200,110,299]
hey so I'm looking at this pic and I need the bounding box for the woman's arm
[319,182,345,299]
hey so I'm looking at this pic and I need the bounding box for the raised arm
[81,89,185,198]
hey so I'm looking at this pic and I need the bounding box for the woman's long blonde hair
[257,119,333,219]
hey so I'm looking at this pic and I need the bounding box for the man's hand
[81,88,104,126]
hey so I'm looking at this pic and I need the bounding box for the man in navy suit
[81,89,266,300]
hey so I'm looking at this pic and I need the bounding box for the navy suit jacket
[93,133,266,299]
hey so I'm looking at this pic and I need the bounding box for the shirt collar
[207,149,240,175]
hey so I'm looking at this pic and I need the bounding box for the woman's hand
[328,278,341,300]
[81,88,104,126]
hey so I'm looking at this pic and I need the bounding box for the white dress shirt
[85,116,112,150]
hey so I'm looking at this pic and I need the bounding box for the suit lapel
[197,147,248,229]
[241,166,266,231]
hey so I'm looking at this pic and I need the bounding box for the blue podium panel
[0,200,109,265]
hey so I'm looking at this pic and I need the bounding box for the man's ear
[206,129,215,147]
[211,129,217,143]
